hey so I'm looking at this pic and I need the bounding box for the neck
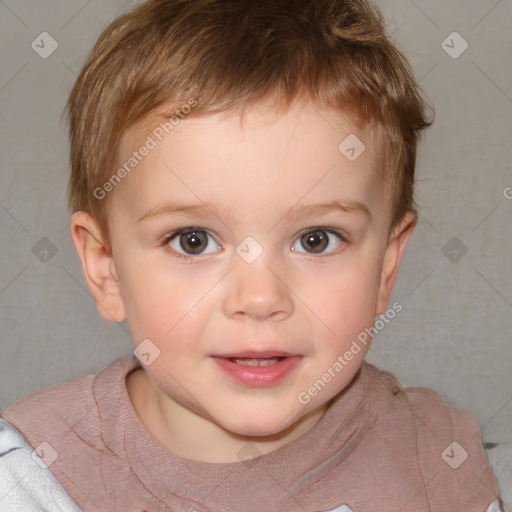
[126,368,331,463]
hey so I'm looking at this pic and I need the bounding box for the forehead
[110,99,392,228]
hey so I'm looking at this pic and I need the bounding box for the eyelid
[296,225,347,238]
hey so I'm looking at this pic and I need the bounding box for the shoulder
[1,355,142,508]
[361,361,483,435]
[362,362,501,508]
[0,419,82,511]
[1,355,139,452]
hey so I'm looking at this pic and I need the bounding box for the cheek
[119,257,214,342]
[297,255,382,344]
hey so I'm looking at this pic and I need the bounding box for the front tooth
[233,358,258,366]
[234,358,280,366]
[257,358,280,366]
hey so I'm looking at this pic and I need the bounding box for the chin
[220,410,299,439]
[234,424,284,438]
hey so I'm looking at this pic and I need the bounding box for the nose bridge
[222,253,294,321]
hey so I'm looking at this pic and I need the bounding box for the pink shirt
[2,355,501,511]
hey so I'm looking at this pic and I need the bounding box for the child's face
[89,99,414,439]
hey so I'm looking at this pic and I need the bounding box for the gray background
[1,0,511,505]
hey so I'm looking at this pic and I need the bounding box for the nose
[222,258,294,322]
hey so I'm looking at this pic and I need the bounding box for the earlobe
[375,211,417,316]
[69,211,126,323]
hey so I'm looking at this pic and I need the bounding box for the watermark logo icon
[441,441,468,469]
[236,236,263,264]
[31,32,58,59]
[338,134,366,162]
[134,338,161,366]
[441,32,468,59]
[32,442,58,469]
[442,237,467,263]
[237,442,263,468]
[32,237,58,263]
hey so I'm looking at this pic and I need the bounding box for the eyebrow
[137,199,371,223]
[284,200,371,221]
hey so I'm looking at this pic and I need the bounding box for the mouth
[210,351,302,386]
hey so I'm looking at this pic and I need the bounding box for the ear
[69,211,126,323]
[375,210,417,316]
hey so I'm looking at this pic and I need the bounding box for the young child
[0,0,503,510]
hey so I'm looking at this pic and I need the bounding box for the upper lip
[211,351,298,359]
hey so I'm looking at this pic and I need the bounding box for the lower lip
[211,356,302,387]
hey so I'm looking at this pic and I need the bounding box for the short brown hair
[66,0,433,249]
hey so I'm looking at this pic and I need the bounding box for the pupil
[181,231,206,253]
[307,234,320,246]
[302,230,327,253]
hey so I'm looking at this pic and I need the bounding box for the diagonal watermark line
[0,265,29,297]
[418,62,439,84]
[472,61,512,106]
[417,212,439,234]
[197,466,238,505]
[471,203,500,232]
[266,164,336,234]
[0,203,29,233]
[305,99,337,132]
[61,0,92,29]
[266,471,309,512]
[163,367,213,419]
[472,0,504,30]
[59,264,131,333]
[265,266,336,335]
[58,468,102,511]
[60,220,71,234]
[407,0,439,29]
[398,471,440,511]
[406,265,438,297]
[164,163,234,233]
[266,409,296,437]
[60,60,78,79]
[472,265,512,309]
[164,267,234,337]
[468,466,503,506]
[0,469,30,504]
[478,394,512,442]
[0,0,29,28]
[0,62,29,93]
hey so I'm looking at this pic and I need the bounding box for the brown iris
[179,230,208,254]
[300,230,328,253]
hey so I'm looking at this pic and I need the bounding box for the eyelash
[161,226,349,262]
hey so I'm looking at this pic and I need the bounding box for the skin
[70,98,416,463]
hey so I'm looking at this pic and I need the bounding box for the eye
[166,229,221,256]
[291,228,345,254]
